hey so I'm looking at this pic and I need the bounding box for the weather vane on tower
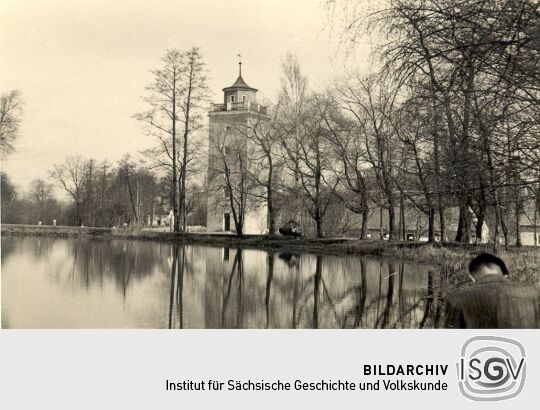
[237,53,242,76]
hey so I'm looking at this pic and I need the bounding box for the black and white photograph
[1,0,540,330]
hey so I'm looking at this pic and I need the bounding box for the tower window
[242,95,247,102]
[230,95,235,102]
[224,146,231,155]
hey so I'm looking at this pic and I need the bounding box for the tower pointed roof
[222,61,258,92]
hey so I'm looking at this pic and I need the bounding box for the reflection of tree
[313,256,322,328]
[84,245,89,289]
[398,263,404,316]
[340,260,431,329]
[0,238,16,265]
[71,241,78,285]
[43,238,172,292]
[291,256,324,327]
[289,255,340,328]
[293,255,375,329]
[177,245,185,329]
[419,271,434,329]
[121,244,137,299]
[353,260,367,328]
[420,269,446,329]
[168,245,178,329]
[237,251,244,328]
[336,259,373,328]
[168,244,186,329]
[265,253,274,328]
[432,270,447,327]
[379,263,395,328]
[374,262,383,327]
[7,236,441,329]
[221,249,243,328]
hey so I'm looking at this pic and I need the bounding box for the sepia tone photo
[1,0,539,329]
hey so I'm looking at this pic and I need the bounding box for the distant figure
[38,221,42,226]
[480,221,490,243]
[53,219,57,227]
[278,220,302,237]
[168,210,174,232]
[444,253,540,328]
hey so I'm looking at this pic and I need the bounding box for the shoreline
[2,223,537,263]
[3,224,540,291]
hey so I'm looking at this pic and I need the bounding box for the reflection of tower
[206,62,269,233]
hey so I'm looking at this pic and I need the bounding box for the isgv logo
[457,336,526,401]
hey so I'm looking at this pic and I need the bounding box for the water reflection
[1,237,443,329]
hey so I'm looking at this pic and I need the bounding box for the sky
[0,0,368,195]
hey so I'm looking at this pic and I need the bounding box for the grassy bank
[390,244,540,290]
[2,223,539,289]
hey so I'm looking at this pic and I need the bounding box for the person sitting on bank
[444,253,540,329]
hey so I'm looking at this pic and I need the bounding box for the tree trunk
[428,208,435,243]
[180,92,193,232]
[400,193,406,241]
[501,210,509,250]
[534,206,538,247]
[388,205,396,241]
[379,207,383,239]
[315,213,323,238]
[312,256,322,329]
[234,220,243,237]
[360,211,368,239]
[455,203,472,243]
[475,209,485,245]
[493,201,501,252]
[267,167,276,235]
[172,74,179,232]
[515,196,522,247]
[125,169,139,226]
[439,208,446,243]
[265,253,274,328]
[267,195,276,235]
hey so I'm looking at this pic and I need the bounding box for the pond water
[1,236,444,329]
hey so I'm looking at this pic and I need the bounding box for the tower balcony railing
[211,101,267,114]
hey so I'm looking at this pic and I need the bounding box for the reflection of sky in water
[1,237,441,329]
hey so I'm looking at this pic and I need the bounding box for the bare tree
[323,87,372,239]
[209,127,255,236]
[29,179,53,205]
[135,50,183,231]
[276,53,309,221]
[391,94,440,242]
[177,48,209,231]
[28,178,55,224]
[118,156,140,226]
[136,48,208,232]
[242,106,283,235]
[50,156,87,225]
[1,172,17,221]
[335,75,400,240]
[329,0,540,243]
[281,94,338,238]
[0,90,23,157]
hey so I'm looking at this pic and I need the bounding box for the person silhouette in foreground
[444,253,540,328]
